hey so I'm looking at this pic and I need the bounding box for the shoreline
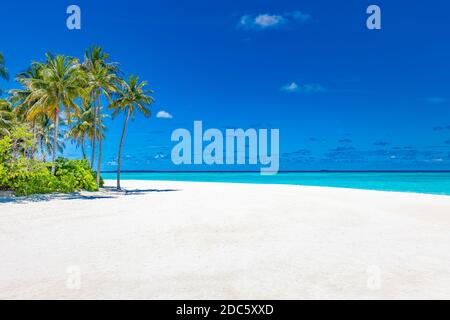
[109,179,450,197]
[2,180,450,299]
[101,171,450,197]
[2,179,450,200]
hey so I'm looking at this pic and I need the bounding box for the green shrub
[7,159,59,196]
[1,124,102,196]
[0,162,8,187]
[0,135,12,163]
[6,158,100,196]
[0,136,101,195]
[55,158,99,192]
[0,136,12,189]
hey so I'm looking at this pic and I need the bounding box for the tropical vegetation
[0,47,154,196]
[109,75,153,190]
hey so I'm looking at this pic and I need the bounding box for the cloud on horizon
[323,145,450,164]
[281,82,325,94]
[238,11,311,30]
[373,140,390,146]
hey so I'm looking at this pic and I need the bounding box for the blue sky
[1,0,450,171]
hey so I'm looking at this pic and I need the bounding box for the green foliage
[0,135,100,196]
[1,47,151,194]
[0,52,8,81]
[7,158,59,196]
[0,136,10,188]
[10,124,34,156]
[0,135,12,163]
[55,158,99,192]
[0,162,8,187]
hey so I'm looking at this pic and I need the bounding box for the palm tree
[24,54,82,173]
[81,47,106,168]
[11,63,43,118]
[10,63,44,159]
[66,103,107,160]
[81,46,120,185]
[109,75,153,190]
[35,115,65,162]
[66,104,92,159]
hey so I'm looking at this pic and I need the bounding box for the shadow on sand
[124,189,179,195]
[0,187,180,204]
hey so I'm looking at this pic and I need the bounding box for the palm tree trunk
[31,120,36,160]
[90,95,97,168]
[40,138,45,162]
[90,136,95,166]
[52,111,59,175]
[81,136,87,160]
[96,93,102,186]
[117,108,130,190]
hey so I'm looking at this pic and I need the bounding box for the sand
[1,180,450,299]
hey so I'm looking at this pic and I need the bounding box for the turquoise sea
[102,172,450,196]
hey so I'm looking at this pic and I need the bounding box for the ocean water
[101,172,450,196]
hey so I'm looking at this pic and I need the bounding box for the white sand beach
[1,180,450,299]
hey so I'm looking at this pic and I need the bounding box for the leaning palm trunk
[81,136,87,160]
[31,120,36,160]
[96,93,102,186]
[41,142,46,162]
[39,138,45,162]
[52,111,59,175]
[90,95,97,168]
[117,107,130,190]
[90,135,96,167]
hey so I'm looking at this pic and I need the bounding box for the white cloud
[254,14,285,28]
[281,82,299,92]
[239,11,310,30]
[156,110,173,119]
[281,82,325,94]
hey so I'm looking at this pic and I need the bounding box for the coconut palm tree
[24,54,82,173]
[35,115,65,162]
[66,103,107,160]
[10,63,43,118]
[81,47,106,168]
[66,104,92,159]
[10,63,45,159]
[109,75,153,190]
[81,46,120,185]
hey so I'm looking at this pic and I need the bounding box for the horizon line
[101,170,450,173]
